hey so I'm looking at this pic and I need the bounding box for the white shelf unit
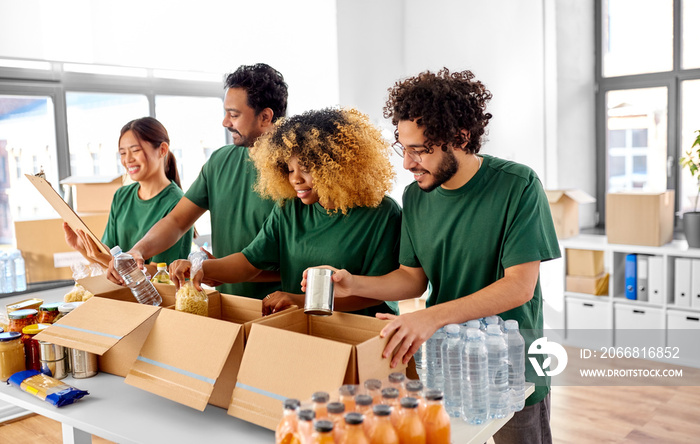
[561,234,700,368]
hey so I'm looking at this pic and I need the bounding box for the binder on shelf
[692,259,700,309]
[647,255,665,305]
[674,258,692,307]
[625,254,637,300]
[637,255,649,302]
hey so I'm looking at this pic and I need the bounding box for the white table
[1,286,534,443]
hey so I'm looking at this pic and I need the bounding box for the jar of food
[0,331,25,382]
[21,323,50,371]
[8,309,38,333]
[37,302,62,324]
[53,302,83,323]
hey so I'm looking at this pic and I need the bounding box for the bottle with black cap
[369,404,399,444]
[396,397,426,443]
[342,412,369,444]
[275,398,300,444]
[310,419,334,444]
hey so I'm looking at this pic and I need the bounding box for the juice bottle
[276,398,300,444]
[388,371,407,398]
[296,409,315,444]
[395,397,426,444]
[312,391,330,420]
[380,387,401,427]
[423,389,451,444]
[368,404,399,444]
[354,394,374,435]
[341,412,369,444]
[309,420,335,444]
[364,378,382,405]
[405,380,426,419]
[338,384,358,412]
[326,401,346,443]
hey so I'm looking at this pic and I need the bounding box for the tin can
[70,348,98,379]
[304,268,334,316]
[39,341,68,380]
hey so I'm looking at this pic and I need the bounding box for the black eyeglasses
[392,142,427,163]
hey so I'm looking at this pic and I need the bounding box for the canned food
[8,309,38,333]
[39,341,68,380]
[304,268,334,316]
[70,348,98,379]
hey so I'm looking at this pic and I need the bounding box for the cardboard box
[566,249,605,277]
[566,272,609,296]
[545,189,596,239]
[606,191,674,246]
[34,296,160,377]
[60,175,124,213]
[228,310,407,430]
[14,213,109,283]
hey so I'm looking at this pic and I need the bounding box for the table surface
[0,285,534,444]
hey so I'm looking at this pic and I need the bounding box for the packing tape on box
[51,324,124,340]
[136,356,217,385]
[235,381,287,402]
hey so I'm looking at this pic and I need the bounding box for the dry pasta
[175,282,208,316]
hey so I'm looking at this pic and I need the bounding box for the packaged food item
[0,331,25,382]
[37,302,62,324]
[8,309,38,333]
[53,302,83,323]
[342,412,370,444]
[6,298,43,314]
[369,404,399,444]
[422,389,450,444]
[8,369,89,407]
[312,391,330,420]
[39,340,69,380]
[395,397,426,444]
[276,398,300,444]
[21,323,50,371]
[70,348,98,379]
[63,284,94,303]
[151,263,173,284]
[175,252,209,316]
[338,384,358,412]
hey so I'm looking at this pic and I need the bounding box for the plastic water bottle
[484,315,503,331]
[486,323,509,419]
[461,327,489,424]
[504,319,526,412]
[111,246,162,306]
[440,324,463,417]
[426,327,446,391]
[1,252,14,293]
[414,340,428,383]
[12,250,27,292]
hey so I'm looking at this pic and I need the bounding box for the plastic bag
[63,262,100,302]
[174,251,209,316]
[9,370,89,407]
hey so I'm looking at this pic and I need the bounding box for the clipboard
[25,173,111,255]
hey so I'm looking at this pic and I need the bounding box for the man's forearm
[352,266,427,301]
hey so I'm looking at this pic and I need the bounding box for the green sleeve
[241,206,281,271]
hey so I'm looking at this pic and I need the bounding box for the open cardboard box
[34,297,161,377]
[228,309,407,430]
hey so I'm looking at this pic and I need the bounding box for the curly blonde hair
[250,107,395,214]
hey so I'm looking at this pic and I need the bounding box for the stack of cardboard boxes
[565,249,609,296]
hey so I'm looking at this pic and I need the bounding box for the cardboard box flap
[219,293,298,341]
[310,312,389,344]
[124,309,242,411]
[78,275,125,294]
[34,296,159,355]
[60,175,123,185]
[545,189,596,204]
[229,323,352,430]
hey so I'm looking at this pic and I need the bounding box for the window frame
[595,0,700,227]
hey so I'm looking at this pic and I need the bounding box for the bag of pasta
[175,251,209,317]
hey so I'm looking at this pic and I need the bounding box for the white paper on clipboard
[25,174,111,255]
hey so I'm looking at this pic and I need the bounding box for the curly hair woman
[170,107,401,317]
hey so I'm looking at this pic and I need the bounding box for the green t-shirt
[102,181,193,265]
[242,196,401,317]
[185,145,279,298]
[400,154,561,406]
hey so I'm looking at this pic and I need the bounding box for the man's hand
[169,259,200,290]
[261,291,303,316]
[377,310,441,368]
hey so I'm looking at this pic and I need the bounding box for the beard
[227,127,253,148]
[417,149,459,192]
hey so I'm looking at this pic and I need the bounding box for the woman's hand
[169,259,202,290]
[301,265,356,299]
[262,291,303,316]
[63,222,111,268]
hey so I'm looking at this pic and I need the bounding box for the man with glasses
[107,63,286,299]
[309,68,560,443]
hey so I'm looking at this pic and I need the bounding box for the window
[597,0,700,225]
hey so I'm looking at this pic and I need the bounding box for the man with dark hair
[311,68,560,443]
[108,63,287,299]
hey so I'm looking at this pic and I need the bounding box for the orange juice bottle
[405,380,426,419]
[354,394,374,435]
[368,404,399,444]
[364,378,383,405]
[326,401,346,443]
[338,384,358,412]
[309,419,335,444]
[395,397,426,444]
[276,398,300,444]
[312,391,329,420]
[423,389,451,444]
[381,387,401,427]
[341,412,369,444]
[388,372,408,398]
[296,408,315,444]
